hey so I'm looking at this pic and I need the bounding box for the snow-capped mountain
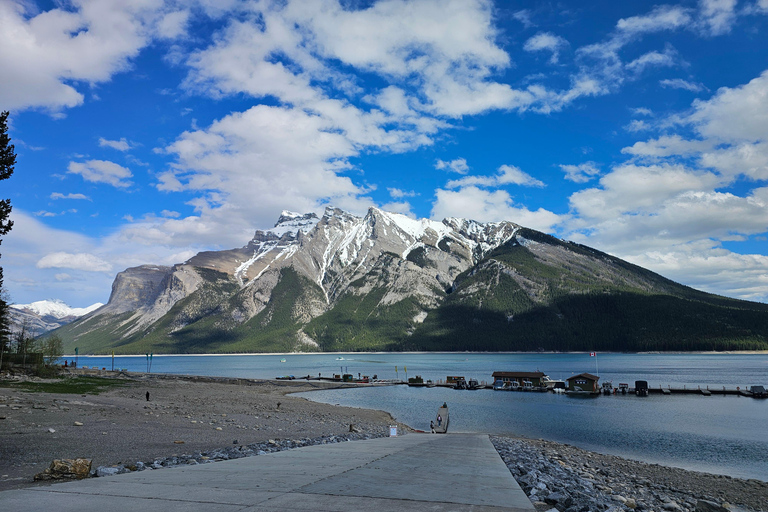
[53,207,768,354]
[11,300,103,319]
[9,300,104,337]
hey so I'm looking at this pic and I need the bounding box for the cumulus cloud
[431,186,561,232]
[37,252,113,272]
[68,160,133,188]
[435,158,469,174]
[0,1,179,112]
[562,70,768,301]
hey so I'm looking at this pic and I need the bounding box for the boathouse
[566,373,600,392]
[491,371,546,387]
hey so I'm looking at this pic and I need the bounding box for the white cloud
[99,137,134,151]
[447,165,546,189]
[68,160,133,188]
[380,201,415,217]
[50,192,91,201]
[625,119,651,132]
[0,0,172,112]
[563,70,768,301]
[524,32,569,64]
[431,186,561,232]
[156,9,189,40]
[632,107,654,116]
[621,135,715,159]
[697,0,737,36]
[625,47,678,74]
[686,70,768,143]
[151,104,377,248]
[560,162,601,183]
[616,5,693,35]
[660,78,706,92]
[37,252,113,272]
[569,163,722,222]
[388,188,417,199]
[435,158,469,174]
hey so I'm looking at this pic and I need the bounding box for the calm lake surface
[74,352,768,480]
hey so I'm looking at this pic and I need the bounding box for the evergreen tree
[0,111,16,362]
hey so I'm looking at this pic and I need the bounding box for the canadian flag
[590,352,596,357]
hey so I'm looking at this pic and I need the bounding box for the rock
[174,440,185,444]
[95,466,120,478]
[73,421,83,426]
[34,458,92,481]
[545,491,573,508]
[626,498,637,509]
[663,501,682,511]
[47,428,55,433]
[695,501,729,512]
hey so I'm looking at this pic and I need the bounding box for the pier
[0,434,534,512]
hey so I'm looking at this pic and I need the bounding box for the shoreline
[1,373,766,510]
[64,350,768,357]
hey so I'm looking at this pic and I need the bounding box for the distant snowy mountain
[9,300,104,338]
[12,300,103,319]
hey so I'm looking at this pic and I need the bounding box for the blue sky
[2,0,768,308]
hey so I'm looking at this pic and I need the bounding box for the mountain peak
[11,299,104,320]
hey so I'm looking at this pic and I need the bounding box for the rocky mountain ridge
[53,207,768,354]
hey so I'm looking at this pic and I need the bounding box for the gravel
[492,436,768,512]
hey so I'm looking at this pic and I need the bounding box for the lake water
[72,352,768,480]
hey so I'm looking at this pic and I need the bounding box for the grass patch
[0,376,130,395]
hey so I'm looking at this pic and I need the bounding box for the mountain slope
[52,208,768,354]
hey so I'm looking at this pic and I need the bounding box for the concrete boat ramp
[0,433,533,511]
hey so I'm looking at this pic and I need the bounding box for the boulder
[34,458,92,481]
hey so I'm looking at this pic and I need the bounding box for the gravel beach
[0,373,402,492]
[1,373,766,511]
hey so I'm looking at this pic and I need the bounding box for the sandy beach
[1,373,766,511]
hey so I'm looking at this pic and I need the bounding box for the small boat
[335,356,345,360]
[426,380,435,388]
[601,381,614,395]
[541,375,566,390]
[275,375,295,380]
[280,358,286,363]
[493,379,506,390]
[467,378,481,390]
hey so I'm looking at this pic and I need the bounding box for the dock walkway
[0,433,533,511]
